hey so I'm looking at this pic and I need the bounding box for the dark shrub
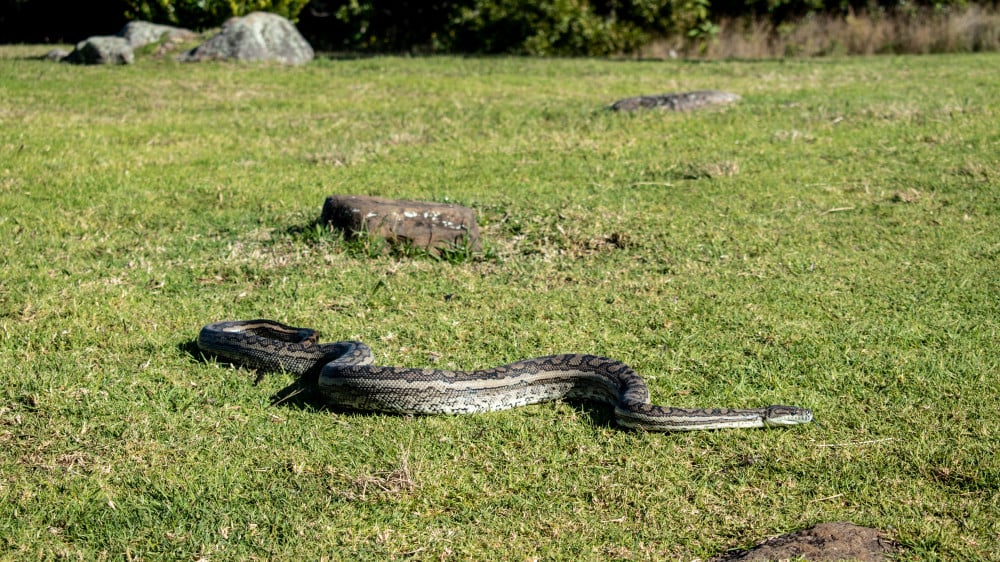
[122,0,311,30]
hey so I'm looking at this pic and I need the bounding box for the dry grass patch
[643,5,1000,59]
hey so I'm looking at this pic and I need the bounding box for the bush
[449,0,642,55]
[113,0,988,54]
[308,0,458,52]
[123,0,311,29]
[0,0,130,43]
[300,0,713,55]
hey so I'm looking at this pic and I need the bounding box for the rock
[711,522,895,562]
[611,90,740,112]
[42,48,69,62]
[64,36,134,65]
[321,195,481,254]
[181,11,313,64]
[116,20,195,48]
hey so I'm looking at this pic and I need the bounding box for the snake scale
[197,320,813,432]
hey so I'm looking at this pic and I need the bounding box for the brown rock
[712,522,895,562]
[321,195,480,254]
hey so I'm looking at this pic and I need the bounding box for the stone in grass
[64,36,134,65]
[42,48,70,62]
[181,11,313,65]
[116,20,196,49]
[322,195,481,255]
[611,90,740,112]
[710,522,895,562]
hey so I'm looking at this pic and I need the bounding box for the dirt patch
[712,522,896,562]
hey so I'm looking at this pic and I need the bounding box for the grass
[0,49,998,560]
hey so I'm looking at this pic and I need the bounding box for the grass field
[1,48,998,560]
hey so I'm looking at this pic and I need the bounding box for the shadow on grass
[182,337,385,418]
[268,378,620,431]
[178,339,205,363]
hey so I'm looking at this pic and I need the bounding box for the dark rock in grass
[710,522,895,562]
[611,90,740,112]
[64,36,134,65]
[42,48,70,62]
[181,11,313,64]
[117,20,195,48]
[322,195,480,254]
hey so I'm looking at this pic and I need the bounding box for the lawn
[0,48,997,560]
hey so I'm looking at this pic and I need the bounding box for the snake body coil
[198,320,813,432]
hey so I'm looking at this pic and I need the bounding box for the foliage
[0,0,987,51]
[0,0,129,43]
[449,0,704,55]
[123,0,311,29]
[317,0,458,52]
[303,0,712,55]
[448,0,637,55]
[296,0,988,54]
[0,0,989,48]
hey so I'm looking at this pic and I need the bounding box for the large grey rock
[611,90,740,112]
[321,195,481,254]
[64,36,134,65]
[117,20,195,48]
[181,11,313,64]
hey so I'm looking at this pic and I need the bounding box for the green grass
[1,49,998,560]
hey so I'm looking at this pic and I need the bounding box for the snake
[197,319,813,432]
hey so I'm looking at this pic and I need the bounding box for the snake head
[763,405,814,427]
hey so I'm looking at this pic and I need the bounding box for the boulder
[181,11,313,64]
[42,48,69,62]
[321,195,481,254]
[64,36,134,65]
[611,90,740,112]
[116,20,195,48]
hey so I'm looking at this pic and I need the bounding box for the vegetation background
[1,0,999,57]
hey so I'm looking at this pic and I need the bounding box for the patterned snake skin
[197,320,813,432]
